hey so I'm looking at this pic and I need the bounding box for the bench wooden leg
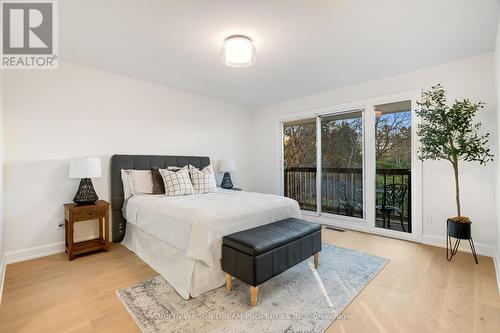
[226,273,232,290]
[250,286,258,307]
[314,253,319,269]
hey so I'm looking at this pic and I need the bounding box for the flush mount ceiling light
[221,35,256,67]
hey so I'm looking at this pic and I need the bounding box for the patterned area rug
[117,244,388,333]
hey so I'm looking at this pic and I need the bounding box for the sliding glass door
[320,111,364,218]
[281,95,419,240]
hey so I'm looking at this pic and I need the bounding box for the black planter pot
[447,219,471,239]
[446,218,478,264]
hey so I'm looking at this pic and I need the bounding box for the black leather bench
[221,218,322,306]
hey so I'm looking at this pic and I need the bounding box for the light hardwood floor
[0,228,499,333]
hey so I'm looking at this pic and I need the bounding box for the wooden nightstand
[64,200,110,260]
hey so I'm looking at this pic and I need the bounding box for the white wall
[252,53,497,254]
[0,70,5,301]
[2,62,254,261]
[494,19,500,290]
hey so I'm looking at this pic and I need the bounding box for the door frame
[277,90,422,242]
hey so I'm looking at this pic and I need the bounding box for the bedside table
[64,200,110,260]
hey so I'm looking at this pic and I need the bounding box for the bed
[111,155,301,299]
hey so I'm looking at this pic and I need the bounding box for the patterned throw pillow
[159,166,195,196]
[189,165,217,194]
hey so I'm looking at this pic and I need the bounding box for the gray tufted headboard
[110,154,210,242]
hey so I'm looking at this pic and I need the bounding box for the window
[375,101,412,233]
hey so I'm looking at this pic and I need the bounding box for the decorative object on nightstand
[64,200,110,260]
[218,158,235,189]
[69,157,102,205]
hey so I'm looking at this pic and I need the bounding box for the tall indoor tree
[416,84,493,220]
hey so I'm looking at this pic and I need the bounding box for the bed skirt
[121,223,226,299]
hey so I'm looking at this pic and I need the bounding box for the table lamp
[218,159,236,189]
[69,157,102,205]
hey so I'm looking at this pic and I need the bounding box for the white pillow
[189,165,217,194]
[128,170,154,196]
[121,169,132,199]
[159,166,195,196]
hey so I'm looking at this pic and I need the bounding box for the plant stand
[446,219,478,264]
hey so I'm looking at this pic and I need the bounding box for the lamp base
[73,178,99,205]
[220,172,233,189]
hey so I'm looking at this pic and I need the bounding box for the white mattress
[124,189,302,267]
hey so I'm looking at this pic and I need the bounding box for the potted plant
[416,84,493,263]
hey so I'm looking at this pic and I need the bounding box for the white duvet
[125,189,301,267]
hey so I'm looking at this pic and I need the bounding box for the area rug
[117,244,388,333]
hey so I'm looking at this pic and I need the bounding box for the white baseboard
[421,234,494,257]
[0,255,6,305]
[5,242,65,264]
[4,235,100,264]
[493,249,500,295]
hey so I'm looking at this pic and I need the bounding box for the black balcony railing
[284,167,411,232]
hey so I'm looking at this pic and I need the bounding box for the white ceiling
[60,0,500,107]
